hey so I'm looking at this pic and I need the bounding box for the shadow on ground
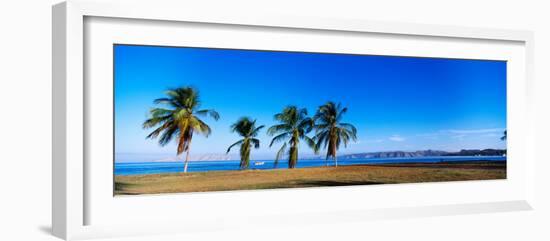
[294,180,385,186]
[38,225,51,235]
[114,182,138,191]
[114,182,143,195]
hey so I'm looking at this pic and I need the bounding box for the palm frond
[230,117,254,136]
[274,142,288,167]
[195,109,220,121]
[189,117,212,137]
[340,126,358,141]
[226,139,244,153]
[269,132,290,147]
[313,123,330,131]
[303,135,318,154]
[250,138,261,149]
[267,124,292,135]
[340,128,350,147]
[157,125,179,146]
[153,98,183,109]
[145,120,173,139]
[339,123,357,136]
[314,130,329,146]
[149,107,173,116]
[297,117,314,133]
[336,107,347,121]
[177,129,192,155]
[251,125,265,137]
[143,108,174,129]
[143,115,171,129]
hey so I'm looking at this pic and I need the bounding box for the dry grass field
[114,161,506,195]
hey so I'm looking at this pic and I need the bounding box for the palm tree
[143,87,219,173]
[501,130,507,140]
[313,101,357,167]
[226,117,265,170]
[267,106,316,169]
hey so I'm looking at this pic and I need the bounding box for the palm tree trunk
[183,149,190,173]
[332,140,338,167]
[289,146,297,168]
[240,142,250,170]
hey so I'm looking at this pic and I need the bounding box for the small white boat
[254,161,265,166]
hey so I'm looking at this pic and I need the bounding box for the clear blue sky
[114,45,506,162]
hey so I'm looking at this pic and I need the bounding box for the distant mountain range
[193,154,234,161]
[121,149,506,163]
[150,153,236,162]
[339,149,506,159]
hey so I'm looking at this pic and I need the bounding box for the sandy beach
[115,161,506,195]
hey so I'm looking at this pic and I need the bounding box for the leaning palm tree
[268,106,316,169]
[226,117,265,170]
[313,101,357,167]
[143,87,219,173]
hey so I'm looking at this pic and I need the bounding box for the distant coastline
[339,149,506,159]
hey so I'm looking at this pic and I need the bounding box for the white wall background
[0,0,548,240]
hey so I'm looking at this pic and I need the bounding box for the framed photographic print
[52,0,535,240]
[113,45,508,195]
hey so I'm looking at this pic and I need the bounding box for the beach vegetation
[267,106,317,168]
[143,87,219,173]
[313,102,358,167]
[227,117,265,169]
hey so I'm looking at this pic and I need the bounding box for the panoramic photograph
[114,44,507,195]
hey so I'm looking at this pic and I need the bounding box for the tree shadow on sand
[294,180,385,187]
[114,182,141,195]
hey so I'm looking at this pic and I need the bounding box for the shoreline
[115,159,506,176]
[115,156,506,163]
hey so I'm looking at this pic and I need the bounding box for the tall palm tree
[313,101,357,167]
[143,87,219,173]
[501,130,507,141]
[226,117,265,170]
[267,106,316,169]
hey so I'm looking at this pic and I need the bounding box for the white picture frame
[52,1,535,240]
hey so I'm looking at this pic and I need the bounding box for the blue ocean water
[114,156,506,176]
